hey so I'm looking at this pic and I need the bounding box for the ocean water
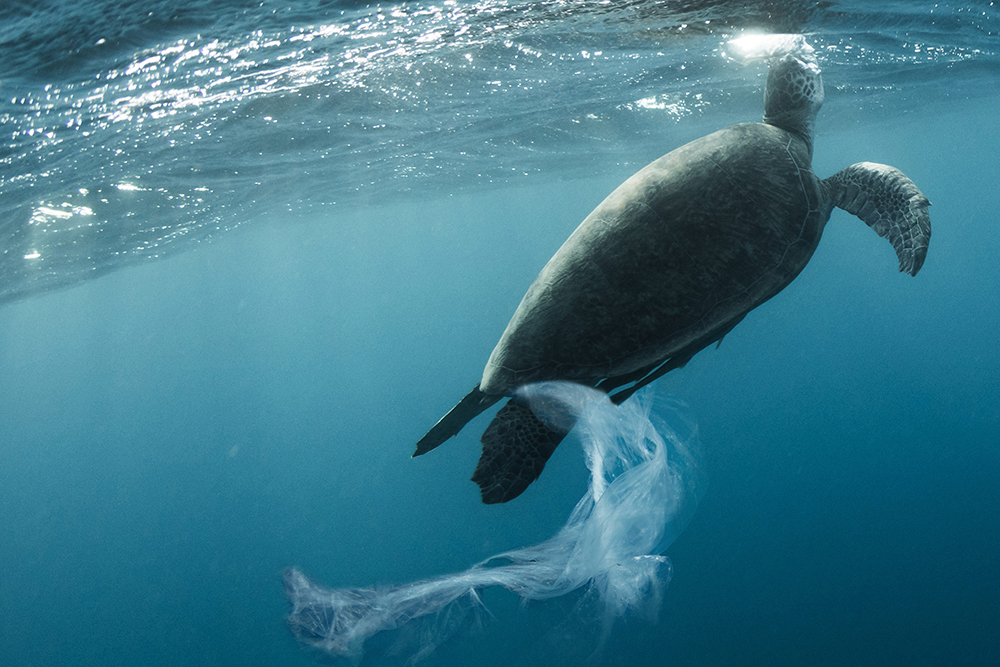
[1,0,998,665]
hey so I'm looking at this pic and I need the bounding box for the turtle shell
[481,121,828,395]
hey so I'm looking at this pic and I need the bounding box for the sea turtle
[413,38,931,504]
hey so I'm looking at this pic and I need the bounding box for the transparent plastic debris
[285,381,705,665]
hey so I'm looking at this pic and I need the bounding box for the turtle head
[763,54,824,148]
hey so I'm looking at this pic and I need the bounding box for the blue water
[1,1,998,665]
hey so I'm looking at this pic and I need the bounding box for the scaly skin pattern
[823,162,930,275]
[481,122,827,395]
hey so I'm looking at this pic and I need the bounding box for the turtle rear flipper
[413,385,502,457]
[472,399,568,504]
[824,162,931,276]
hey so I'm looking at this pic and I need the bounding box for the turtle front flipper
[472,398,568,504]
[823,162,931,275]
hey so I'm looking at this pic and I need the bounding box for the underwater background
[1,1,998,665]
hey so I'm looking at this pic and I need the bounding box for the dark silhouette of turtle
[414,40,931,504]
